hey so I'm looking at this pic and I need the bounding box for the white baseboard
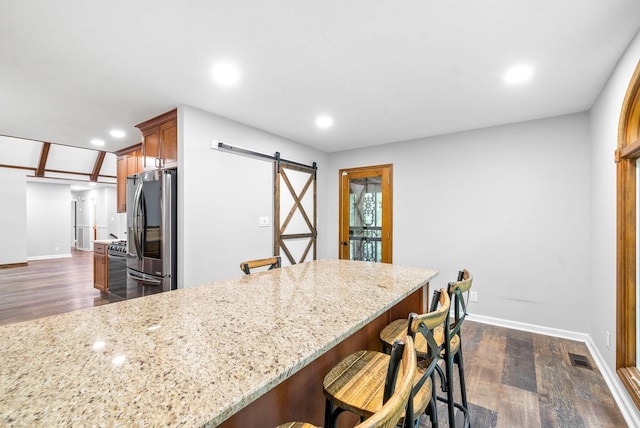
[468,313,640,427]
[26,253,72,261]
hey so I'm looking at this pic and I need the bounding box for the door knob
[341,241,348,246]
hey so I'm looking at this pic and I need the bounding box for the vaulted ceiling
[0,135,116,189]
[1,0,639,158]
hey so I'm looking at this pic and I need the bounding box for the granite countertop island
[0,259,437,427]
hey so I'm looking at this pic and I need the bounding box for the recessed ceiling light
[110,130,125,138]
[315,116,334,129]
[212,62,240,86]
[91,139,105,146]
[504,64,534,85]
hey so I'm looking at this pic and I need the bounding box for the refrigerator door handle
[161,170,175,281]
[132,179,144,260]
[128,270,163,285]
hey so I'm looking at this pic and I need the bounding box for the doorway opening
[339,164,393,263]
[71,200,77,249]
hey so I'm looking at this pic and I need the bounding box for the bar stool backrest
[240,256,282,275]
[407,289,450,399]
[409,288,450,355]
[356,336,417,428]
[447,269,473,338]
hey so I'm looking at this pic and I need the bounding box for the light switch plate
[259,217,270,227]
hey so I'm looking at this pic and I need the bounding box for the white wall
[98,186,118,240]
[26,181,72,259]
[0,168,27,265]
[179,105,329,287]
[1,170,118,262]
[589,31,640,371]
[325,113,591,332]
[73,189,93,249]
[72,186,119,248]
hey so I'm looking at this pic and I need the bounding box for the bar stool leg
[324,399,346,428]
[324,398,333,428]
[446,352,456,427]
[456,348,469,413]
[428,370,439,428]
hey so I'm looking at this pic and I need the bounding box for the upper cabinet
[115,144,143,213]
[135,109,178,171]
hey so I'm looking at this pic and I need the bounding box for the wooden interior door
[339,164,393,263]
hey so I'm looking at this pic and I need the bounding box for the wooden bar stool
[239,256,281,274]
[440,269,473,427]
[323,289,450,428]
[276,335,417,428]
[379,269,473,427]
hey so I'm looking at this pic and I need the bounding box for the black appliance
[108,238,165,302]
[107,240,128,302]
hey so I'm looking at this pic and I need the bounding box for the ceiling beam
[0,164,36,172]
[90,151,106,182]
[35,142,50,177]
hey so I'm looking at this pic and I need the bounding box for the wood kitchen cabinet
[93,243,108,293]
[115,144,143,213]
[136,109,178,171]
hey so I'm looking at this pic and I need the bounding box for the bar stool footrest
[435,395,470,428]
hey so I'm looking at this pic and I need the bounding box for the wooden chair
[323,289,450,428]
[276,335,417,428]
[239,256,281,275]
[380,269,473,427]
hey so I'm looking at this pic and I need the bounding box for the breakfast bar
[0,259,437,427]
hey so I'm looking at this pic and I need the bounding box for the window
[616,60,640,408]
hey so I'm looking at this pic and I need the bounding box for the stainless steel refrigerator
[126,169,177,292]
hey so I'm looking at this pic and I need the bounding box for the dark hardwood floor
[421,321,627,428]
[0,252,628,426]
[0,249,109,326]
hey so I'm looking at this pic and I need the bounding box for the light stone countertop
[0,259,437,427]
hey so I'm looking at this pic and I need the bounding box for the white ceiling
[0,134,117,184]
[1,1,639,154]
